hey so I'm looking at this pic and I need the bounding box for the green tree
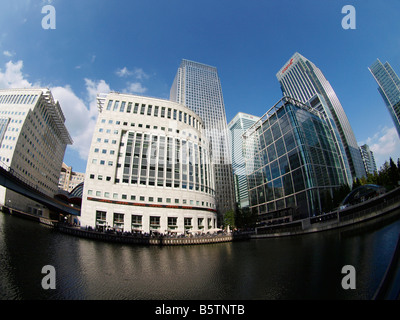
[223,209,235,229]
[377,161,390,187]
[389,157,400,188]
[397,158,400,177]
[366,172,378,185]
[352,177,361,189]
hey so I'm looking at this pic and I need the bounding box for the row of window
[115,132,214,194]
[98,119,201,140]
[88,170,215,195]
[88,190,215,208]
[106,100,201,130]
[95,210,215,230]
[104,100,202,130]
[0,94,38,105]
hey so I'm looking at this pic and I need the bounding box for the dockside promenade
[253,186,400,238]
[3,186,400,246]
[57,225,246,246]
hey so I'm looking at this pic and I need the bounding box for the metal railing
[0,160,47,195]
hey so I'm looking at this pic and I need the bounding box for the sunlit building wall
[0,88,72,215]
[359,144,377,175]
[80,92,217,234]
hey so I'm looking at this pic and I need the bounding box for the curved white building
[80,92,217,235]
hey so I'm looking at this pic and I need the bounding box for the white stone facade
[80,92,217,235]
[0,88,72,216]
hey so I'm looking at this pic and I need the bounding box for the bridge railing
[0,160,80,215]
[0,160,47,195]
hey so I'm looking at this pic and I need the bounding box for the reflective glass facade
[244,97,347,220]
[228,112,260,208]
[277,52,366,180]
[369,59,400,138]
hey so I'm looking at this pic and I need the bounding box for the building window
[184,217,192,229]
[113,213,124,230]
[132,215,142,230]
[106,100,113,110]
[168,217,177,229]
[96,210,107,227]
[150,216,160,229]
[198,218,204,229]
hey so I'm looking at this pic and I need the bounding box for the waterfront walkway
[57,185,400,246]
[252,186,400,239]
[3,186,400,246]
[57,225,245,246]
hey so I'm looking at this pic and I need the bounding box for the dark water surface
[1,212,400,300]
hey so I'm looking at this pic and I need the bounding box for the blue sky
[0,0,400,173]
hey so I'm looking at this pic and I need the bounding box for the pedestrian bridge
[0,162,80,216]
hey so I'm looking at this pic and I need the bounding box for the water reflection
[1,212,399,300]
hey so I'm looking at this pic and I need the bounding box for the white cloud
[116,67,132,77]
[0,59,112,161]
[132,68,149,80]
[3,51,14,57]
[51,79,111,160]
[0,60,33,88]
[116,67,149,80]
[115,67,149,94]
[124,82,147,94]
[363,126,400,169]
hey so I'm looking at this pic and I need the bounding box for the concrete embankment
[57,225,241,246]
[252,187,400,239]
[3,187,400,245]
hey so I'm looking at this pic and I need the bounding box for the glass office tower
[277,52,366,180]
[170,59,235,220]
[306,94,352,186]
[243,97,347,221]
[228,112,260,208]
[369,59,400,138]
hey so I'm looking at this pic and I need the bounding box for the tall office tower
[228,112,260,208]
[58,162,85,193]
[170,59,235,220]
[80,92,217,234]
[243,97,347,222]
[359,144,377,175]
[369,59,400,138]
[0,88,72,216]
[277,52,366,180]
